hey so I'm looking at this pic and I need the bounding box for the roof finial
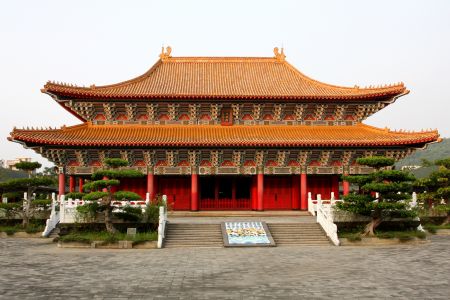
[159,46,172,60]
[274,47,286,62]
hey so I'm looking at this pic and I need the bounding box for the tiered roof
[42,47,408,101]
[9,123,439,148]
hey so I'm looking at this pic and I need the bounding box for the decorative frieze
[37,147,415,175]
[314,104,326,121]
[143,150,155,167]
[146,104,157,121]
[189,104,199,122]
[103,103,116,121]
[64,101,392,125]
[252,104,262,121]
[125,104,137,120]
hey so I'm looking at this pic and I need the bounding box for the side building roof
[9,123,439,148]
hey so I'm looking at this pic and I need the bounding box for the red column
[58,172,65,196]
[102,176,108,192]
[251,175,257,210]
[191,173,198,211]
[343,177,350,196]
[69,176,75,193]
[147,173,155,202]
[78,177,84,193]
[257,172,264,211]
[300,173,307,210]
[292,175,300,210]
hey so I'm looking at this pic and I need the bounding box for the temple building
[9,47,439,211]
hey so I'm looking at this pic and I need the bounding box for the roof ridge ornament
[159,46,172,60]
[273,47,286,62]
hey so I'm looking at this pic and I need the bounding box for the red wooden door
[263,176,292,210]
[307,175,339,200]
[158,176,191,210]
[118,177,147,199]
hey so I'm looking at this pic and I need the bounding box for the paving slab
[0,236,449,299]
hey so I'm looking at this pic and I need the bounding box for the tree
[82,158,144,233]
[0,161,54,227]
[414,158,450,224]
[336,156,416,236]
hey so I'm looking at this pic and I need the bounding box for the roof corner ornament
[159,46,172,60]
[273,47,286,62]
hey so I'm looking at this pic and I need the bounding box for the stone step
[164,223,224,248]
[267,223,331,246]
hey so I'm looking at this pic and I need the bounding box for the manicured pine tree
[0,161,54,227]
[82,158,144,233]
[336,156,416,236]
[414,158,450,224]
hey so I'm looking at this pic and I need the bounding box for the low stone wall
[0,232,42,238]
[57,240,157,249]
[340,237,429,246]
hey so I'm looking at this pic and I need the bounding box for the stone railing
[42,193,60,237]
[308,192,342,216]
[60,193,151,223]
[316,194,340,246]
[157,195,168,249]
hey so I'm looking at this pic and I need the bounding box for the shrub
[76,201,100,222]
[114,205,143,222]
[113,191,142,201]
[32,199,51,208]
[65,192,85,200]
[14,161,41,171]
[104,158,128,168]
[83,191,108,201]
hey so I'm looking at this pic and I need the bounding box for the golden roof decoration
[9,123,439,148]
[42,48,408,101]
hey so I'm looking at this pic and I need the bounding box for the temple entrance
[263,175,294,210]
[199,176,252,210]
[158,176,191,210]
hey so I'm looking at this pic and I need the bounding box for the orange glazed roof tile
[42,49,408,101]
[9,123,439,148]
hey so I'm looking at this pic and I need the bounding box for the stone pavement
[0,236,449,299]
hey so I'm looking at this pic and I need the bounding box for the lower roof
[9,123,439,148]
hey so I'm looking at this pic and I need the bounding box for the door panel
[263,176,292,210]
[158,176,191,210]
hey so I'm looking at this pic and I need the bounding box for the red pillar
[300,173,307,210]
[257,172,264,211]
[78,177,84,193]
[292,175,300,210]
[102,176,108,192]
[69,175,75,193]
[58,172,65,196]
[191,173,198,211]
[251,175,257,210]
[147,173,155,202]
[343,178,350,196]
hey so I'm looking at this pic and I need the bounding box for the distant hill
[395,138,450,178]
[0,167,28,182]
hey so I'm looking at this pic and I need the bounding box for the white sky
[0,0,449,168]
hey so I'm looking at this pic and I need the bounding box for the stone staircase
[267,223,331,246]
[164,223,224,248]
[163,221,331,248]
[48,226,61,241]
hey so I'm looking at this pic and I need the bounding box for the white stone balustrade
[42,193,60,237]
[157,195,168,249]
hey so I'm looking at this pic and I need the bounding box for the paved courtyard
[0,236,449,299]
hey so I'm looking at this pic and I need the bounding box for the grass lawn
[423,223,450,234]
[0,224,44,235]
[338,230,427,241]
[59,231,157,245]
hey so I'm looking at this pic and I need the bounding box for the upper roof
[9,122,439,148]
[42,47,408,101]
